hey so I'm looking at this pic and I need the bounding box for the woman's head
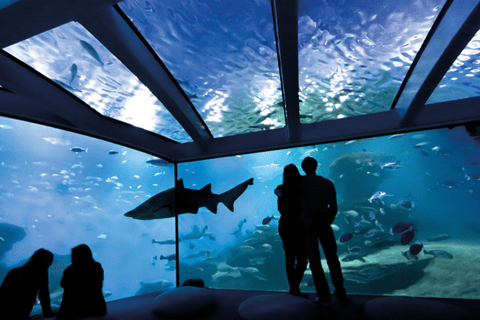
[71,244,94,265]
[283,164,301,185]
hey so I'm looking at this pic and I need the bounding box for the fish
[358,265,387,278]
[364,228,387,239]
[352,216,374,234]
[414,142,428,148]
[368,191,391,205]
[80,40,104,67]
[339,232,353,242]
[468,159,480,166]
[400,228,415,245]
[232,218,247,235]
[392,221,414,234]
[152,239,175,245]
[388,134,405,139]
[341,252,366,262]
[70,147,87,153]
[146,158,170,166]
[402,250,418,260]
[185,250,213,259]
[344,273,369,284]
[423,249,453,259]
[380,160,401,170]
[420,149,430,157]
[69,63,77,85]
[159,254,177,261]
[108,150,119,155]
[427,234,451,242]
[409,244,423,255]
[262,215,275,225]
[180,225,209,241]
[347,246,362,253]
[396,199,415,210]
[124,178,254,220]
[442,180,457,188]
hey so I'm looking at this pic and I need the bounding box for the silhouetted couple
[0,244,107,320]
[275,157,348,305]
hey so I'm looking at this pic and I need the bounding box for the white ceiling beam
[80,6,213,143]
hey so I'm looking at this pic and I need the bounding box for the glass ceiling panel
[119,0,285,138]
[3,21,192,143]
[298,0,446,123]
[427,29,480,104]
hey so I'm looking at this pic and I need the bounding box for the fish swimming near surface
[146,158,170,166]
[69,63,77,86]
[108,150,119,155]
[70,147,87,153]
[423,249,453,259]
[427,234,451,242]
[80,40,104,67]
[124,178,254,220]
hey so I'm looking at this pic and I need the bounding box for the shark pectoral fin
[205,199,218,214]
[219,178,254,212]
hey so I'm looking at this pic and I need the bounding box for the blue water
[2,116,480,302]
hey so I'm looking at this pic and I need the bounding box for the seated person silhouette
[300,157,348,305]
[275,164,308,297]
[0,248,55,320]
[57,244,107,320]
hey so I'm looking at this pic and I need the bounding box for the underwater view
[2,114,480,306]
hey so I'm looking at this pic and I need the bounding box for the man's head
[302,156,317,175]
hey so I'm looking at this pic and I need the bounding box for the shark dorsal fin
[200,183,212,193]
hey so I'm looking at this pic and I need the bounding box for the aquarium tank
[1,0,480,311]
[2,114,480,305]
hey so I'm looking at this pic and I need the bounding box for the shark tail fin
[219,178,254,212]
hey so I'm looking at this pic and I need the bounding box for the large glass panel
[178,126,480,299]
[299,0,447,123]
[0,116,176,306]
[119,0,285,138]
[427,29,480,104]
[3,21,192,143]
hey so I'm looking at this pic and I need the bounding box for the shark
[124,178,254,220]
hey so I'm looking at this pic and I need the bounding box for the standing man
[300,157,348,305]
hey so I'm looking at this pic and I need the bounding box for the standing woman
[57,244,107,320]
[275,164,308,297]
